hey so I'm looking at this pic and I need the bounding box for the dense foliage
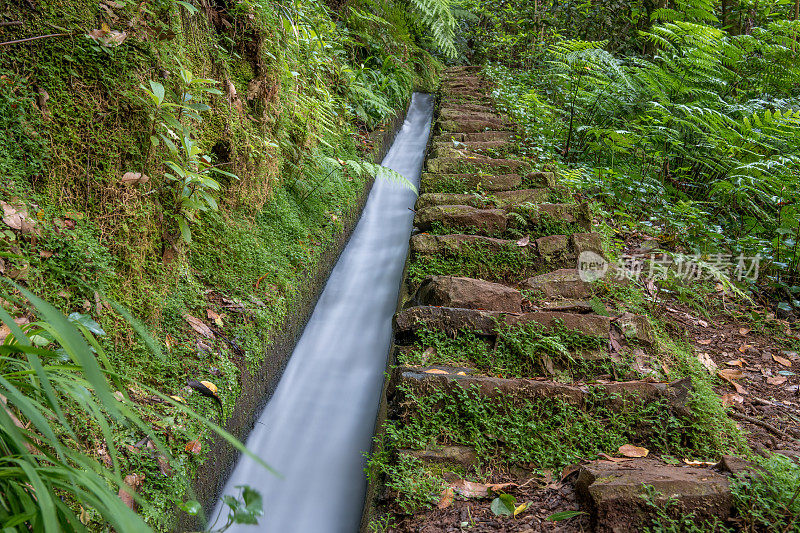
[461,0,800,313]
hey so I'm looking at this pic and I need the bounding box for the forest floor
[364,66,800,533]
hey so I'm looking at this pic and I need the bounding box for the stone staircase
[369,66,739,532]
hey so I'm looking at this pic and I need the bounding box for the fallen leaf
[437,487,454,509]
[697,352,718,373]
[738,328,751,336]
[169,395,186,404]
[0,324,10,343]
[698,339,713,345]
[767,376,788,386]
[1,200,36,233]
[514,501,531,517]
[449,480,515,498]
[199,380,218,394]
[165,333,174,352]
[184,440,201,454]
[721,393,744,407]
[618,444,649,458]
[717,369,747,394]
[772,354,793,367]
[121,172,149,186]
[113,391,125,402]
[118,473,144,511]
[739,344,752,353]
[456,371,467,375]
[683,458,716,466]
[183,314,214,338]
[516,235,530,247]
[726,359,745,367]
[207,309,223,327]
[423,368,449,374]
[39,249,53,258]
[597,452,625,462]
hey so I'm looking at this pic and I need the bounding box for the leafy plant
[141,66,236,244]
[0,281,270,531]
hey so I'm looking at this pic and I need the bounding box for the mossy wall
[0,0,439,528]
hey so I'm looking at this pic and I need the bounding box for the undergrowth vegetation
[0,0,457,528]
[473,2,800,314]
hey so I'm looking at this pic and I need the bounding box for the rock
[438,118,512,133]
[715,455,765,478]
[420,172,522,192]
[463,131,514,142]
[572,232,604,255]
[522,269,593,299]
[414,205,508,234]
[394,367,693,413]
[536,234,570,258]
[512,203,591,232]
[416,275,523,312]
[539,299,594,313]
[575,459,732,532]
[400,445,478,467]
[393,306,499,337]
[411,233,530,256]
[506,311,611,338]
[525,171,556,187]
[426,156,528,175]
[394,306,610,339]
[439,109,506,122]
[493,188,550,207]
[415,193,486,210]
[614,312,655,345]
[433,140,510,155]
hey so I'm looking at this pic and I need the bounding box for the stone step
[420,172,523,193]
[439,109,506,123]
[411,231,603,263]
[414,202,589,237]
[393,306,611,339]
[414,189,551,210]
[426,156,528,175]
[438,117,513,133]
[522,268,593,299]
[438,103,498,115]
[432,140,512,156]
[443,65,482,74]
[392,366,692,413]
[414,204,508,235]
[575,459,732,532]
[415,275,523,313]
[433,131,514,143]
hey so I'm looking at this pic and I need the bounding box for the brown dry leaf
[121,172,149,186]
[421,346,435,364]
[697,352,718,373]
[164,333,174,352]
[1,200,36,233]
[772,354,793,368]
[119,473,144,511]
[726,359,746,367]
[698,339,713,345]
[516,235,530,247]
[597,452,625,462]
[437,487,454,509]
[767,376,788,386]
[449,480,515,499]
[739,344,752,353]
[184,440,201,454]
[717,369,747,394]
[739,328,751,336]
[0,324,10,344]
[207,309,223,327]
[183,314,214,338]
[423,368,449,374]
[39,250,53,259]
[719,368,744,380]
[113,391,125,402]
[721,393,744,407]
[87,24,128,47]
[618,444,649,458]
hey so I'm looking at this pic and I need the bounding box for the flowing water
[213,93,434,532]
